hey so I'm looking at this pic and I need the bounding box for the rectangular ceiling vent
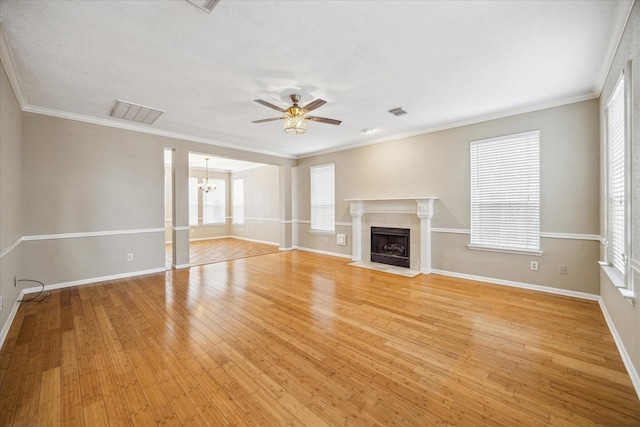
[187,0,221,13]
[110,100,164,125]
[389,107,408,117]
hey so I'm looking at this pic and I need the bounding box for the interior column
[279,165,293,251]
[171,148,190,268]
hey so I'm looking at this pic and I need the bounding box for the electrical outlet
[0,295,3,311]
[324,237,328,244]
[127,253,134,261]
[530,261,539,271]
[558,265,567,275]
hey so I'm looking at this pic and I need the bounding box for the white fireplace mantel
[345,197,438,274]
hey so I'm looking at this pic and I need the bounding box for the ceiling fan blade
[301,99,327,113]
[252,117,282,123]
[307,116,341,125]
[254,99,286,112]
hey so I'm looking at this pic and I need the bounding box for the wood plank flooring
[166,238,281,268]
[1,250,639,426]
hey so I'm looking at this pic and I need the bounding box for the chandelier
[198,158,216,193]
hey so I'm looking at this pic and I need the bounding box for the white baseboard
[172,263,191,269]
[20,268,167,294]
[598,299,640,400]
[0,267,165,351]
[432,268,640,399]
[231,236,279,246]
[0,288,25,352]
[293,246,352,259]
[187,235,279,247]
[189,235,232,242]
[431,269,599,301]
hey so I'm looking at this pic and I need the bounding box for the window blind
[233,178,245,224]
[310,163,335,232]
[607,75,626,277]
[203,179,225,224]
[189,176,198,226]
[470,130,540,253]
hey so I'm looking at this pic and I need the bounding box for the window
[189,176,198,225]
[233,178,245,224]
[469,130,540,254]
[606,74,627,283]
[310,163,335,233]
[202,179,226,224]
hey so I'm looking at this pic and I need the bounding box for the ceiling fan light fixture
[284,116,307,134]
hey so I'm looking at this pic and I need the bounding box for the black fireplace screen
[370,227,410,268]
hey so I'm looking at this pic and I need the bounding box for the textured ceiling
[0,0,632,159]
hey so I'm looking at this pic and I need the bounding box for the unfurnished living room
[1,0,640,425]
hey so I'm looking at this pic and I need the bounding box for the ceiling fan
[252,94,342,134]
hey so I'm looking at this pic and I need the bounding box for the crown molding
[0,23,295,161]
[22,104,296,159]
[299,92,598,159]
[593,0,635,97]
[0,20,27,108]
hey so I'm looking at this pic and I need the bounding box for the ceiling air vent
[187,0,221,13]
[110,100,164,125]
[389,107,408,117]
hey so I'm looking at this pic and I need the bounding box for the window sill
[309,229,336,236]
[467,244,542,257]
[201,222,226,227]
[599,261,635,305]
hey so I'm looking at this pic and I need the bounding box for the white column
[349,201,364,261]
[171,148,190,269]
[416,198,436,274]
[278,165,293,251]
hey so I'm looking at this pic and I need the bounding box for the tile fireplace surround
[345,198,438,274]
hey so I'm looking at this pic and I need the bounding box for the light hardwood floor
[1,251,639,426]
[166,238,281,268]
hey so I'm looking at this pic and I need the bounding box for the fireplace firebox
[370,227,410,268]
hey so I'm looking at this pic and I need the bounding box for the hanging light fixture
[283,115,307,134]
[198,158,216,193]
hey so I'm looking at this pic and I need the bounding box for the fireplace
[347,197,437,274]
[371,227,410,268]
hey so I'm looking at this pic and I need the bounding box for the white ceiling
[0,0,632,159]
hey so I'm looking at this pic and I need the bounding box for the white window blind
[233,178,245,224]
[470,130,540,253]
[203,179,225,224]
[189,176,198,226]
[310,163,335,233]
[607,75,626,277]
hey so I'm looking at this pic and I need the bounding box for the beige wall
[15,111,294,285]
[21,113,166,282]
[0,56,24,337]
[295,99,600,293]
[599,1,640,392]
[231,165,280,245]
